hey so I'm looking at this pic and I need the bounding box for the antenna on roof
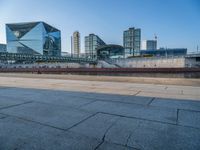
[154,34,157,41]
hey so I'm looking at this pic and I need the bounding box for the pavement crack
[94,116,120,150]
[66,112,99,131]
[0,101,33,110]
[147,97,155,105]
[78,100,98,109]
[134,91,141,96]
[176,109,179,125]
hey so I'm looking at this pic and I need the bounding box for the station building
[97,44,124,59]
[6,22,61,56]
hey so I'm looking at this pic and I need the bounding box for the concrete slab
[0,96,29,109]
[0,102,93,130]
[178,109,200,129]
[106,117,200,150]
[151,98,200,111]
[0,117,100,150]
[80,101,177,124]
[97,142,136,150]
[79,93,153,105]
[0,113,6,119]
[69,113,120,140]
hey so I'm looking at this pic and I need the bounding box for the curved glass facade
[97,45,124,59]
[6,22,61,56]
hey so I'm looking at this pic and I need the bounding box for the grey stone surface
[0,117,100,150]
[78,93,153,105]
[178,109,200,129]
[0,96,29,109]
[106,117,200,150]
[0,102,93,130]
[97,142,136,150]
[0,113,6,119]
[70,113,120,140]
[151,98,200,111]
[0,86,200,150]
[80,101,177,124]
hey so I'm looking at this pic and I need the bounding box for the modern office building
[140,48,187,57]
[6,21,61,56]
[142,40,157,50]
[123,27,141,56]
[72,31,80,57]
[85,34,106,58]
[0,44,6,52]
[97,44,124,59]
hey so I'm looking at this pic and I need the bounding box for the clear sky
[0,0,199,53]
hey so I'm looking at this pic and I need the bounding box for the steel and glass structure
[6,22,61,56]
[123,27,141,56]
[142,40,157,50]
[140,48,187,57]
[85,34,106,58]
[0,44,6,52]
[97,45,124,59]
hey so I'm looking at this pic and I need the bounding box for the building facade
[97,44,124,59]
[85,34,106,58]
[6,22,61,56]
[123,27,141,56]
[72,31,80,57]
[140,48,187,57]
[142,40,157,50]
[0,44,6,52]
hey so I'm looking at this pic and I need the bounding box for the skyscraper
[85,34,106,58]
[6,22,61,56]
[72,31,80,57]
[142,40,157,50]
[123,27,141,56]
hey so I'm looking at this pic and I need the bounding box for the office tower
[6,22,61,56]
[142,40,157,50]
[85,34,106,58]
[72,31,80,56]
[123,27,141,56]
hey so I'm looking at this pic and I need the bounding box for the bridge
[0,52,97,64]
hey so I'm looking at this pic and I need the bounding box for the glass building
[6,22,61,56]
[0,44,6,52]
[97,45,124,59]
[85,34,106,58]
[123,27,141,56]
[140,48,187,57]
[142,40,157,50]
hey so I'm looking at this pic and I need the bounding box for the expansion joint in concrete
[0,101,33,110]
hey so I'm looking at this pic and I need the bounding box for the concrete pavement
[0,75,200,149]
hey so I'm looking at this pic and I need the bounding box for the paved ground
[0,75,200,149]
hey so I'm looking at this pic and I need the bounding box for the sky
[0,0,200,53]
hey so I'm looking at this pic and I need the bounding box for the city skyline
[0,0,199,53]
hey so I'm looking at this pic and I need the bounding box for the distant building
[6,21,61,56]
[0,44,6,52]
[142,40,157,50]
[123,27,141,56]
[140,48,187,57]
[72,31,80,57]
[85,34,106,58]
[97,44,124,59]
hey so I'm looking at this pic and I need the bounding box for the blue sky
[0,0,199,53]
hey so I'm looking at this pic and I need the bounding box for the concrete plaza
[0,75,200,150]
